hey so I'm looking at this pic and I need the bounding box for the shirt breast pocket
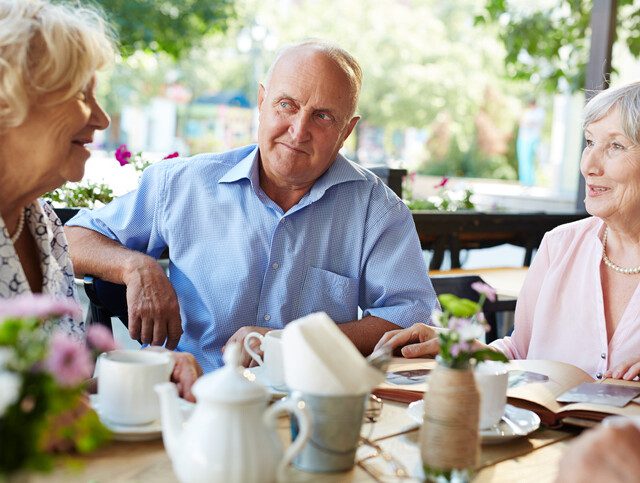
[297,266,359,323]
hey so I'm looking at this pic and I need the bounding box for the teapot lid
[192,343,269,403]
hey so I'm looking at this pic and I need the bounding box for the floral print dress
[0,200,83,339]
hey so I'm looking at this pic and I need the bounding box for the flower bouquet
[433,281,508,368]
[404,176,475,212]
[421,282,507,482]
[45,144,179,209]
[0,295,115,475]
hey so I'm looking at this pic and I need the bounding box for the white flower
[430,309,445,327]
[0,371,21,418]
[0,347,15,370]
[456,322,485,342]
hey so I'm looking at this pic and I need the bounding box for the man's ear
[257,84,266,111]
[341,116,360,143]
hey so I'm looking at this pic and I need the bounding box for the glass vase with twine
[420,282,508,482]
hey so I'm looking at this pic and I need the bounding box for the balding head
[264,40,362,118]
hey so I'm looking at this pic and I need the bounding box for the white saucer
[89,395,194,442]
[406,401,540,444]
[243,366,289,399]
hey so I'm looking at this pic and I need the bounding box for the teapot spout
[155,382,184,461]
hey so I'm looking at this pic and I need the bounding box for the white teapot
[155,344,311,483]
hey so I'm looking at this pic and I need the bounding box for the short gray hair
[583,80,640,144]
[0,0,115,132]
[264,39,362,117]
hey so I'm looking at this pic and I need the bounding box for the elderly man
[66,40,437,372]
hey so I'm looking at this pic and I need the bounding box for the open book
[373,358,640,427]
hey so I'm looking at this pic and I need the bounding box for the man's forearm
[338,315,401,356]
[65,226,154,284]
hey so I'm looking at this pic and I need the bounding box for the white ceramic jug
[155,344,311,483]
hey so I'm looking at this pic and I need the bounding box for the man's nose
[288,113,311,142]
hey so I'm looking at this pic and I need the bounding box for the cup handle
[243,332,265,366]
[263,397,312,482]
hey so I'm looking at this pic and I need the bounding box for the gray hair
[0,0,115,132]
[583,80,640,144]
[263,39,362,117]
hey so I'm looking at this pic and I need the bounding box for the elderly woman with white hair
[0,0,200,399]
[376,80,640,381]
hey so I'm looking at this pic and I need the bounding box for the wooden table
[36,399,575,483]
[430,267,529,299]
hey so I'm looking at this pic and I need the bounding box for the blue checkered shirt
[68,145,437,372]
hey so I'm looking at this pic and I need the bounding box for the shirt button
[272,262,279,270]
[601,353,606,359]
[264,314,271,321]
[596,372,603,379]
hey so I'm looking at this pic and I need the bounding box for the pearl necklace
[602,227,640,275]
[8,208,25,244]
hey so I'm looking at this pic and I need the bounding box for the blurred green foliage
[477,0,640,93]
[94,0,236,58]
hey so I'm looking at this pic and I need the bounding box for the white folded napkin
[282,312,385,395]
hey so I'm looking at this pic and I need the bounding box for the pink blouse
[490,216,640,379]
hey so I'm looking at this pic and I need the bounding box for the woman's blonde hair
[583,81,640,145]
[0,0,115,132]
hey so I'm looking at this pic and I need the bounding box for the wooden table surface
[430,266,529,299]
[34,398,575,483]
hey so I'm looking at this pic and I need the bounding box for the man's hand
[223,326,271,367]
[123,258,183,349]
[556,420,640,483]
[373,323,442,358]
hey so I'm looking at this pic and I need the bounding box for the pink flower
[115,144,132,166]
[87,325,118,352]
[450,341,471,357]
[0,294,82,321]
[434,176,449,189]
[46,332,93,387]
[471,282,497,302]
[162,152,179,160]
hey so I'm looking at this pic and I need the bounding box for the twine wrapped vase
[420,362,480,482]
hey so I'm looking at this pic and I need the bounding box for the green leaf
[438,294,480,318]
[471,348,509,363]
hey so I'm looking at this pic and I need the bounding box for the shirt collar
[219,145,260,187]
[305,152,368,205]
[218,145,368,210]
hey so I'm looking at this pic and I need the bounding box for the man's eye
[315,112,333,122]
[585,139,594,148]
[611,142,625,150]
[279,101,291,109]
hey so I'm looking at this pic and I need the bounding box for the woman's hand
[605,357,640,380]
[144,347,202,402]
[373,323,442,358]
[171,352,202,402]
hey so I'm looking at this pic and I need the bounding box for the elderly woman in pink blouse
[375,80,640,381]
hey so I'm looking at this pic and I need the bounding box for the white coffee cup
[474,361,509,430]
[97,349,174,426]
[244,330,285,388]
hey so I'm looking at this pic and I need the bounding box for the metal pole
[576,0,617,211]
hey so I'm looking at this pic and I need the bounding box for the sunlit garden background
[56,0,640,214]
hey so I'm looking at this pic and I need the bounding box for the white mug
[97,349,174,426]
[244,330,285,388]
[474,361,509,430]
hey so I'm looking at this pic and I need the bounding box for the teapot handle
[263,397,312,481]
